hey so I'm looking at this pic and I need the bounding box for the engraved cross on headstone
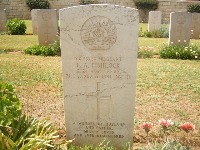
[86,82,111,120]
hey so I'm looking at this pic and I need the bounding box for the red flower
[140,122,153,134]
[159,119,173,128]
[180,122,195,133]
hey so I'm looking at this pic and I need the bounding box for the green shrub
[0,82,59,149]
[139,25,169,38]
[24,45,46,56]
[159,44,200,60]
[6,18,27,35]
[160,25,169,38]
[0,49,5,54]
[26,0,49,10]
[133,0,158,10]
[187,4,200,13]
[49,40,61,56]
[79,0,96,5]
[0,115,59,149]
[24,40,60,56]
[143,30,153,38]
[0,82,22,126]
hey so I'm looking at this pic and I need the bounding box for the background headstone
[169,12,191,45]
[148,11,162,32]
[31,9,40,35]
[37,9,58,46]
[0,9,7,32]
[60,4,139,149]
[191,13,200,39]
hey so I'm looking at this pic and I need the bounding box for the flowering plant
[180,122,195,133]
[140,122,153,134]
[158,118,174,139]
[139,119,196,148]
[159,119,174,129]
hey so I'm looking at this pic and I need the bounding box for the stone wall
[158,0,200,23]
[0,0,199,22]
[0,0,30,19]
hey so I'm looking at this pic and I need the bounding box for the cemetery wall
[0,0,200,22]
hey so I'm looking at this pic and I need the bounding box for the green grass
[0,54,200,148]
[139,23,148,31]
[25,20,33,34]
[0,35,38,51]
[0,20,37,51]
[0,54,61,86]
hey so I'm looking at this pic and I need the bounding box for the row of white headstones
[148,10,200,45]
[1,8,200,47]
[0,5,199,148]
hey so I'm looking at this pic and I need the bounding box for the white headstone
[169,12,192,45]
[191,13,200,39]
[37,9,58,46]
[0,9,7,32]
[148,11,162,32]
[31,9,40,35]
[60,4,139,149]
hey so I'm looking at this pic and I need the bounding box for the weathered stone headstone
[37,9,58,46]
[60,4,138,149]
[169,12,191,45]
[191,13,200,39]
[148,11,162,32]
[0,9,7,32]
[31,9,40,35]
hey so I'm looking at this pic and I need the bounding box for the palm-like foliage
[0,82,59,150]
[0,115,58,150]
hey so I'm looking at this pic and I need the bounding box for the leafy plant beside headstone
[79,0,97,5]
[24,40,60,56]
[159,44,200,60]
[139,25,169,38]
[0,82,22,126]
[0,82,60,149]
[26,0,49,10]
[6,18,27,35]
[187,4,200,13]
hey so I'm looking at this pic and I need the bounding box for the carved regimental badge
[81,16,117,51]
